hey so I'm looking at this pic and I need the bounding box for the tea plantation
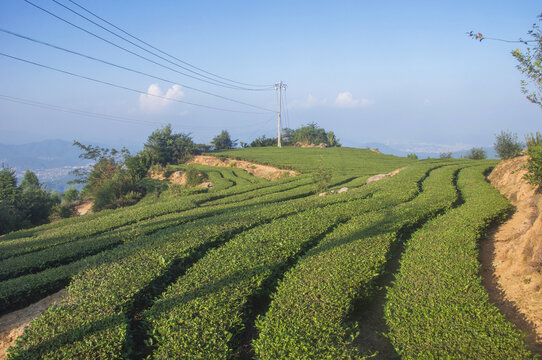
[0,147,535,359]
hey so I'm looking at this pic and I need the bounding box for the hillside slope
[485,156,542,352]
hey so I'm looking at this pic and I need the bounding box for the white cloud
[289,94,327,109]
[333,91,374,108]
[139,84,184,112]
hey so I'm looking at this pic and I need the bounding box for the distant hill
[0,139,90,192]
[358,142,497,159]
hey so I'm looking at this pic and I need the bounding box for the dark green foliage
[0,168,60,234]
[466,147,487,159]
[62,187,79,203]
[440,152,452,159]
[185,165,204,187]
[124,150,152,178]
[326,131,341,147]
[407,153,418,160]
[72,141,144,212]
[144,124,196,165]
[524,132,542,189]
[494,130,524,159]
[250,135,277,147]
[211,130,236,150]
[0,166,18,204]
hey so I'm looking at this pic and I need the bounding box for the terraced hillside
[0,148,536,359]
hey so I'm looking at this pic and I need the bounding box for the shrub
[185,166,204,187]
[312,158,332,193]
[466,147,486,160]
[63,187,80,203]
[494,130,524,159]
[407,153,418,160]
[168,183,183,197]
[524,132,542,189]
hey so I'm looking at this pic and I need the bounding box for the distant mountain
[0,139,87,170]
[0,139,91,193]
[357,142,497,160]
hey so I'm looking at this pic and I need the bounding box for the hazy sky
[0,0,540,152]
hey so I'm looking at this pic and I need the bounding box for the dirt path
[0,289,66,359]
[76,200,93,216]
[187,155,297,181]
[480,156,542,355]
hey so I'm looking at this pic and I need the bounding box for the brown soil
[75,200,93,216]
[0,290,66,359]
[187,155,298,181]
[365,167,407,184]
[480,155,542,354]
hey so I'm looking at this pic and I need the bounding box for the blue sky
[0,0,540,152]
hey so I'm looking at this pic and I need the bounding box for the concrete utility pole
[275,81,287,148]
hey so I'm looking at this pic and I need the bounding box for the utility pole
[275,81,287,148]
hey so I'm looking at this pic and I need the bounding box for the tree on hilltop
[212,130,237,150]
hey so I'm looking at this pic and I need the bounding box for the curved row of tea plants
[5,162,435,358]
[141,164,442,358]
[0,176,315,283]
[252,164,462,359]
[384,165,534,359]
[4,175,385,358]
[0,174,342,313]
[0,172,307,262]
[0,166,395,314]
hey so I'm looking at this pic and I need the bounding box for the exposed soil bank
[187,155,298,181]
[0,290,66,359]
[481,155,542,354]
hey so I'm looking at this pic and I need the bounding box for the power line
[0,52,271,114]
[0,94,163,126]
[65,0,275,89]
[0,28,275,113]
[23,0,272,91]
[49,0,274,91]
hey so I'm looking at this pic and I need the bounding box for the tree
[63,187,80,203]
[0,167,60,233]
[407,153,418,160]
[0,165,19,204]
[470,14,542,108]
[250,135,277,147]
[440,152,452,159]
[512,14,542,109]
[466,147,487,160]
[326,131,341,147]
[212,130,237,150]
[294,122,328,145]
[144,124,196,165]
[494,130,524,159]
[71,141,141,212]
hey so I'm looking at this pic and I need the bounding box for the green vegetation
[384,165,533,359]
[466,147,487,159]
[0,167,60,235]
[524,132,542,189]
[406,153,418,160]
[211,130,237,150]
[494,130,524,159]
[0,147,534,359]
[511,13,542,109]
